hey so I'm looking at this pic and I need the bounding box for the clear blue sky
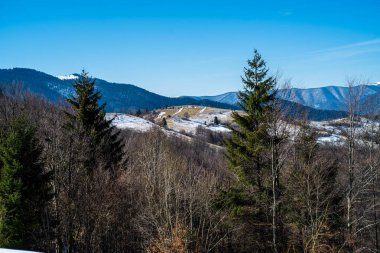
[1,0,379,96]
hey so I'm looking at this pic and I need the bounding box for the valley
[107,105,380,146]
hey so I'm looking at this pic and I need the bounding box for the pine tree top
[234,49,276,132]
[65,70,124,169]
[225,49,276,183]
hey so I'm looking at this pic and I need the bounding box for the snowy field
[0,249,40,253]
[106,111,232,135]
[317,134,345,144]
[170,117,231,134]
[106,113,155,132]
[106,110,380,146]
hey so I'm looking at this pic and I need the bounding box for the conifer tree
[162,117,168,128]
[66,70,123,169]
[0,117,51,249]
[213,116,220,125]
[224,49,276,250]
[226,49,275,186]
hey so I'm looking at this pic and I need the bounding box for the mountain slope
[278,85,380,111]
[279,99,348,121]
[189,85,380,112]
[186,92,238,105]
[0,68,238,112]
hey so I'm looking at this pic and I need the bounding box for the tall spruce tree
[0,117,51,249]
[66,70,123,170]
[224,49,276,250]
[226,49,275,186]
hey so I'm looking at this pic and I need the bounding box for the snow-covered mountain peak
[57,74,79,80]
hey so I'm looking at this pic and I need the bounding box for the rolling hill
[0,68,238,112]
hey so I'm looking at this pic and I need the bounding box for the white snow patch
[171,117,231,134]
[57,74,78,80]
[172,107,183,116]
[207,125,232,132]
[0,249,41,253]
[317,134,344,144]
[157,112,166,118]
[199,107,206,114]
[191,110,231,125]
[106,113,155,132]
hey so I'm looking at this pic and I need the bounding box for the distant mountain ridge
[0,68,354,120]
[0,68,238,112]
[186,92,238,105]
[187,84,380,112]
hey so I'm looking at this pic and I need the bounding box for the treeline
[0,51,379,253]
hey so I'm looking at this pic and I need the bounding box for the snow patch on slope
[172,107,183,116]
[191,110,232,125]
[0,249,41,253]
[106,114,155,132]
[57,74,78,80]
[171,117,231,134]
[317,134,344,144]
[157,112,166,118]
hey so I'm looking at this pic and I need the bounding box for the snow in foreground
[0,249,40,253]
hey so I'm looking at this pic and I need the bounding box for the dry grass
[157,106,235,118]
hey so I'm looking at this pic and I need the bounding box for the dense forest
[0,51,379,253]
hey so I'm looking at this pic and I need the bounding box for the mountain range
[188,84,380,113]
[0,68,377,120]
[0,68,238,112]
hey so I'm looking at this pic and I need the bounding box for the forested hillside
[0,52,379,253]
[0,68,238,112]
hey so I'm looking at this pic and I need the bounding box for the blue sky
[0,0,379,96]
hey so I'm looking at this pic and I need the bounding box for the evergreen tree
[135,109,142,117]
[223,49,276,250]
[226,49,275,186]
[162,117,168,128]
[0,117,51,249]
[213,116,220,125]
[66,70,124,170]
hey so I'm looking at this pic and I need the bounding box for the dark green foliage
[0,117,51,249]
[223,49,276,250]
[213,116,220,125]
[225,49,275,184]
[294,122,319,164]
[214,187,251,216]
[135,109,142,117]
[162,117,167,128]
[66,70,124,170]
